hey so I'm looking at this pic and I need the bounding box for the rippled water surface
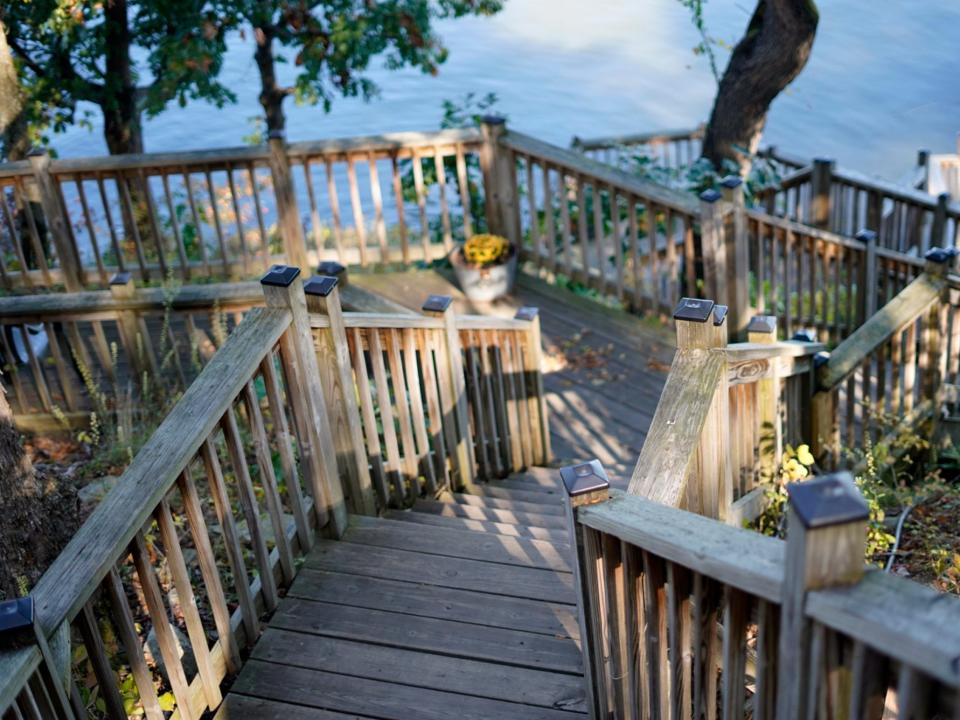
[50,0,960,178]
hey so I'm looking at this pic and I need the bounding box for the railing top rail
[570,123,706,151]
[757,146,809,171]
[285,127,483,159]
[0,282,264,321]
[807,569,960,686]
[309,311,532,332]
[725,339,826,361]
[744,207,867,251]
[0,127,484,178]
[580,489,785,603]
[819,270,945,389]
[831,164,960,216]
[28,305,291,636]
[501,129,701,216]
[0,646,41,713]
[769,164,813,190]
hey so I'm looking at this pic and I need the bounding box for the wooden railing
[0,265,552,719]
[501,129,702,316]
[0,128,484,290]
[570,124,707,169]
[625,299,823,525]
[563,466,960,719]
[810,257,960,467]
[0,269,407,430]
[0,268,339,720]
[763,158,960,254]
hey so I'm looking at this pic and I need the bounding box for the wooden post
[261,265,347,538]
[721,176,749,340]
[810,350,839,467]
[776,473,869,720]
[422,294,476,492]
[698,189,725,304]
[747,315,781,475]
[110,271,157,378]
[916,149,930,190]
[268,132,310,273]
[931,192,950,249]
[304,275,377,516]
[515,306,551,465]
[28,151,84,291]
[856,229,878,322]
[677,298,732,520]
[922,247,951,418]
[561,459,612,720]
[479,116,521,243]
[811,158,835,230]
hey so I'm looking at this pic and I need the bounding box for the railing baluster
[351,328,390,506]
[434,147,453,253]
[391,154,410,263]
[368,153,389,263]
[402,327,436,493]
[160,172,191,280]
[346,156,368,266]
[76,602,127,720]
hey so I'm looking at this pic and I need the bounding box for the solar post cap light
[560,459,610,497]
[0,597,35,649]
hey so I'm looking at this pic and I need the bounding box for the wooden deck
[214,271,675,717]
[351,269,675,485]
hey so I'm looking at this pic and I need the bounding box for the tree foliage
[1,0,234,155]
[229,0,504,133]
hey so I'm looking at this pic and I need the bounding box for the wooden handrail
[29,306,291,635]
[570,123,706,151]
[501,129,700,215]
[818,271,945,390]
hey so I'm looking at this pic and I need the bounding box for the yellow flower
[463,234,510,266]
[796,444,815,466]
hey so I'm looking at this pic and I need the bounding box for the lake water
[48,0,960,180]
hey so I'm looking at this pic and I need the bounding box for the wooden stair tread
[232,659,585,720]
[287,569,579,639]
[413,498,568,529]
[472,484,565,506]
[344,515,571,572]
[447,491,567,517]
[383,509,569,543]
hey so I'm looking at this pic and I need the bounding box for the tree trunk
[254,27,288,135]
[102,0,143,155]
[701,0,818,174]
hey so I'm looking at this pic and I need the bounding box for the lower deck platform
[216,470,588,719]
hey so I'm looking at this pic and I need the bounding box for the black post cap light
[673,297,715,323]
[109,271,133,286]
[515,306,539,322]
[317,260,346,277]
[422,295,453,313]
[854,229,878,244]
[0,597,35,649]
[792,329,817,343]
[560,459,610,498]
[924,246,959,264]
[303,275,338,297]
[786,472,868,529]
[261,264,301,287]
[747,315,777,334]
[720,175,743,189]
[712,304,728,326]
[699,188,722,203]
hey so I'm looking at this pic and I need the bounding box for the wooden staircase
[219,467,588,719]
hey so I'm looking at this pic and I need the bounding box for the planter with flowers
[450,233,517,302]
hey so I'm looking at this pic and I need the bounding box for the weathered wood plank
[303,539,575,603]
[231,660,585,720]
[250,629,586,710]
[382,508,569,543]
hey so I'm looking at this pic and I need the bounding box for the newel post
[479,116,521,243]
[422,294,477,492]
[304,275,377,516]
[698,189,725,305]
[515,306,551,465]
[776,473,869,720]
[110,271,157,378]
[856,229,879,323]
[721,176,750,339]
[675,297,733,520]
[922,247,954,418]
[267,131,310,273]
[28,150,84,291]
[561,459,612,720]
[931,192,951,249]
[811,158,835,230]
[261,265,347,538]
[748,315,781,475]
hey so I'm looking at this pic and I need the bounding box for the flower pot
[450,245,517,302]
